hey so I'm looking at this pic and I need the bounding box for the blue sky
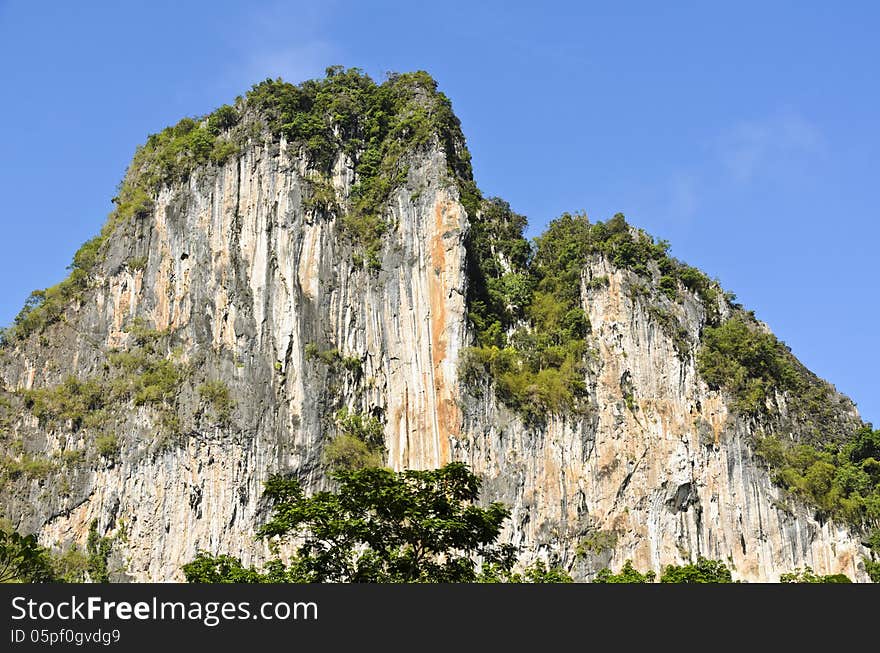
[0,1,877,425]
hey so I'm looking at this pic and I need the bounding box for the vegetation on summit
[4,66,474,343]
[1,66,877,584]
[459,201,879,567]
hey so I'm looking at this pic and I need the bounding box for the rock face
[0,74,871,581]
[458,259,866,581]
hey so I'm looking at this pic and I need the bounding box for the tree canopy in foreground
[183,462,571,583]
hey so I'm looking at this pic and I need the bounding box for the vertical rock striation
[457,258,869,581]
[0,70,871,581]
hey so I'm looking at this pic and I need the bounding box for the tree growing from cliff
[184,462,570,583]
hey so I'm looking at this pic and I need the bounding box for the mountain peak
[1,69,876,582]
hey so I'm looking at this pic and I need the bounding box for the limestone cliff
[0,69,873,581]
[459,256,867,580]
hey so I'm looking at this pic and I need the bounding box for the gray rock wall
[457,259,869,581]
[0,135,870,581]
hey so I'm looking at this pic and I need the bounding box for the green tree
[185,463,519,583]
[0,529,55,583]
[697,315,800,414]
[184,463,571,583]
[865,528,880,581]
[779,567,851,583]
[752,427,880,527]
[478,559,573,584]
[864,559,880,583]
[50,545,89,582]
[86,521,112,583]
[593,560,656,583]
[659,557,733,583]
[180,554,267,583]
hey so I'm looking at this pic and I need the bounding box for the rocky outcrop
[457,259,868,581]
[0,74,871,581]
[1,132,469,580]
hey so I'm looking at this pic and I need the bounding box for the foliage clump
[697,313,854,442]
[659,556,734,583]
[0,528,55,583]
[86,520,113,583]
[198,380,234,426]
[697,315,802,415]
[94,433,120,459]
[184,463,518,583]
[7,144,160,341]
[6,67,471,342]
[0,453,56,488]
[21,376,105,431]
[594,557,736,583]
[463,210,727,420]
[697,308,872,534]
[0,522,119,583]
[478,559,573,584]
[12,318,186,474]
[246,67,471,270]
[753,427,880,526]
[576,530,619,557]
[865,557,880,583]
[105,321,184,408]
[779,567,851,583]
[322,408,384,471]
[462,208,591,420]
[49,544,89,583]
[593,560,656,583]
[304,343,362,374]
[183,462,571,584]
[128,111,240,191]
